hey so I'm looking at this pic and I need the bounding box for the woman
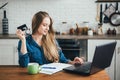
[16,11,84,67]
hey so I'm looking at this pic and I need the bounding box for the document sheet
[39,63,72,75]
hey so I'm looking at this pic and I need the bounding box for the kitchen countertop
[56,34,120,40]
[0,34,120,39]
[0,34,18,39]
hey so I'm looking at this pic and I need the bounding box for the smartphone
[17,24,28,31]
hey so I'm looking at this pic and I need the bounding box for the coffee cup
[27,63,40,74]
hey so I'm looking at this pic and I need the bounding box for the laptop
[63,41,117,75]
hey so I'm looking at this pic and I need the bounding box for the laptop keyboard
[74,62,92,72]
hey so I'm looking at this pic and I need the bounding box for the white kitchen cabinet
[0,39,19,65]
[115,40,120,80]
[88,39,115,80]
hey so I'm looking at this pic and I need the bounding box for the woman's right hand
[16,29,26,41]
[16,29,27,55]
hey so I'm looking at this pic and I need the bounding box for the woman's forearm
[21,39,27,54]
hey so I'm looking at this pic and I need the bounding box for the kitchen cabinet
[0,39,19,65]
[115,40,120,80]
[88,39,116,80]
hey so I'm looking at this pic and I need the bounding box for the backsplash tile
[0,0,119,34]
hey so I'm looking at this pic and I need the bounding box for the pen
[42,67,56,69]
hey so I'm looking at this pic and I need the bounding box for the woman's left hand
[73,57,84,64]
[68,57,85,65]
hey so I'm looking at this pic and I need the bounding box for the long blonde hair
[32,11,59,62]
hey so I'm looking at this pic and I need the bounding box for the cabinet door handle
[118,47,120,54]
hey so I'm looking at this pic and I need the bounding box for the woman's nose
[46,26,49,30]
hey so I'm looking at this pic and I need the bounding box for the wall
[0,0,120,34]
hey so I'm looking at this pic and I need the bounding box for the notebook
[63,41,117,75]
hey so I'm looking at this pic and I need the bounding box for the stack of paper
[39,63,72,75]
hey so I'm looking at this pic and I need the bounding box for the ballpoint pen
[42,67,56,69]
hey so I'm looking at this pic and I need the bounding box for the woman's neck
[32,34,43,46]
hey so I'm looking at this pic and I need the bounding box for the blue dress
[18,35,70,67]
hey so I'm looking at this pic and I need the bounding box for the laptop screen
[90,41,117,74]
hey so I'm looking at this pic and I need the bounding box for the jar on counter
[112,28,116,35]
[107,28,117,35]
[107,28,112,35]
[61,21,68,35]
[81,22,89,35]
[69,28,75,35]
[88,28,93,36]
[97,24,103,35]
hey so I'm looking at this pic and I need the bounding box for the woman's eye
[43,24,46,26]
